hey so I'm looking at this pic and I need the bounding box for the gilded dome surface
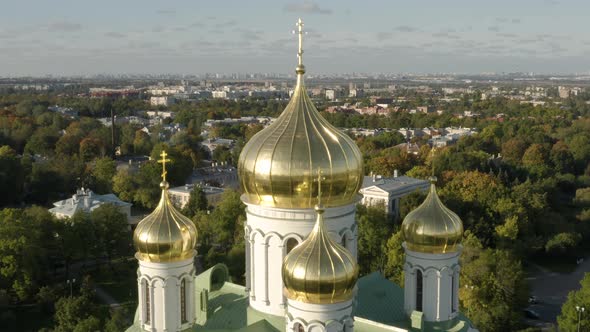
[133,153,198,262]
[402,177,463,254]
[237,20,363,209]
[282,205,358,304]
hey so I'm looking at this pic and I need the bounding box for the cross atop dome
[295,18,306,76]
[316,167,326,210]
[158,150,171,182]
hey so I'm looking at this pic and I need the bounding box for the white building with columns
[126,18,477,332]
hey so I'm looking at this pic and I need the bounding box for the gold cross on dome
[316,167,325,205]
[296,18,304,66]
[158,150,171,182]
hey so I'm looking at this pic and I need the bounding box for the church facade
[126,19,478,332]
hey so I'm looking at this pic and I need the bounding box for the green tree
[104,307,130,332]
[72,316,102,332]
[0,207,56,302]
[0,146,24,205]
[522,143,550,178]
[133,130,152,155]
[459,232,527,332]
[210,190,246,248]
[90,157,116,194]
[557,273,590,332]
[91,204,131,266]
[383,230,404,286]
[54,295,97,332]
[182,185,208,217]
[545,232,581,258]
[356,204,391,275]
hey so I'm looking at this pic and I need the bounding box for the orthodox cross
[158,150,171,182]
[296,18,304,67]
[316,167,325,206]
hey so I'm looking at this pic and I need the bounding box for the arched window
[416,270,423,312]
[181,279,187,323]
[294,322,305,332]
[286,238,299,254]
[142,280,151,324]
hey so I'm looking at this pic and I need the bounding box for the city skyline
[1,0,590,76]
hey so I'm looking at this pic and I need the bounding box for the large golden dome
[282,204,358,304]
[237,20,363,209]
[401,176,463,254]
[133,152,198,262]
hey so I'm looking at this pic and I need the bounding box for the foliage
[54,295,99,332]
[557,273,590,332]
[90,157,117,194]
[182,185,209,217]
[459,232,527,332]
[383,230,404,286]
[0,145,24,205]
[356,204,391,275]
[544,232,582,257]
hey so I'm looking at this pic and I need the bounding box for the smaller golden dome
[282,204,358,304]
[133,151,198,263]
[402,177,463,254]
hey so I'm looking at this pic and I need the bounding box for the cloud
[376,32,393,41]
[214,20,237,28]
[394,25,419,33]
[497,32,517,39]
[156,9,176,15]
[105,32,126,38]
[47,22,83,32]
[496,17,521,24]
[240,29,264,41]
[284,1,332,15]
[432,32,461,40]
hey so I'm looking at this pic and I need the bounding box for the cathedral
[126,19,478,332]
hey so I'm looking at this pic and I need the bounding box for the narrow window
[451,274,457,313]
[143,280,150,324]
[342,234,348,249]
[416,270,423,312]
[286,238,299,254]
[181,279,187,323]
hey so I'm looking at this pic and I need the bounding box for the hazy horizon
[1,0,589,76]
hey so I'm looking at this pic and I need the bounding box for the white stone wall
[286,299,354,332]
[244,198,358,317]
[403,244,461,323]
[136,254,196,332]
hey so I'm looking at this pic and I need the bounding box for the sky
[1,0,589,76]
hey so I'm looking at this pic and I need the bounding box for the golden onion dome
[282,204,358,304]
[401,176,463,254]
[237,19,363,209]
[133,152,198,262]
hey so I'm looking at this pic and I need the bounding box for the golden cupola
[282,177,358,304]
[133,151,198,263]
[238,18,363,209]
[401,176,463,254]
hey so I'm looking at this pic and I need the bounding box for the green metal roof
[356,271,410,329]
[127,265,475,332]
